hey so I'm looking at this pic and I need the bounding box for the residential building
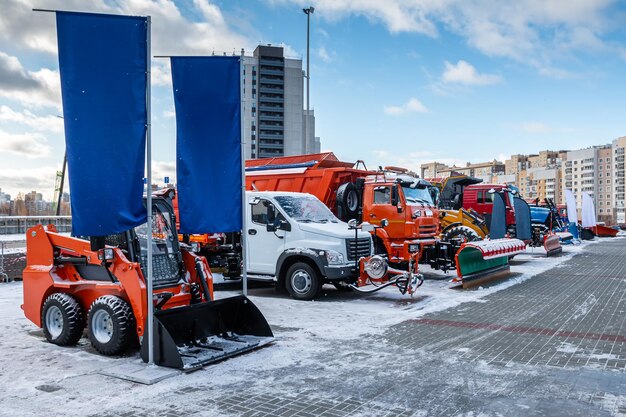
[242,45,320,160]
[612,136,626,224]
[504,154,528,177]
[420,162,449,179]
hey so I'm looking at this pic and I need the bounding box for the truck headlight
[364,255,387,279]
[325,250,344,265]
[408,243,420,253]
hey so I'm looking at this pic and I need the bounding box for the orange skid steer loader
[22,189,273,371]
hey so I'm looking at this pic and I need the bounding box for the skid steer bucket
[141,295,274,371]
[452,239,526,288]
[543,234,562,256]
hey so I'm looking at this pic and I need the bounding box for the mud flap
[140,295,274,371]
[543,234,562,256]
[453,239,526,288]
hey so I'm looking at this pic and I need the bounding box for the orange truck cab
[245,153,457,271]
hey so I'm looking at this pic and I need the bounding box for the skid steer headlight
[364,255,387,279]
[325,250,344,265]
[98,248,114,261]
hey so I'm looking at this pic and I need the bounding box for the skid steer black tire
[87,296,135,356]
[41,293,85,346]
[336,182,359,221]
[442,226,480,244]
[285,262,322,301]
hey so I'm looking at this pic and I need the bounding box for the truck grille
[346,238,371,261]
[419,225,438,235]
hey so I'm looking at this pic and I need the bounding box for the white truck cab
[246,191,373,300]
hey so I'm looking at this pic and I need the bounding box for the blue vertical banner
[171,57,242,233]
[56,11,148,236]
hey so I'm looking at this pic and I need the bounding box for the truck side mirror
[266,203,276,223]
[277,220,291,232]
[391,185,399,206]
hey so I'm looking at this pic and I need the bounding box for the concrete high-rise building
[561,147,606,220]
[612,136,626,224]
[242,45,320,160]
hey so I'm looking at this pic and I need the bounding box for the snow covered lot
[1,239,621,416]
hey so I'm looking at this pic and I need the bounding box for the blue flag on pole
[56,11,148,236]
[171,57,242,233]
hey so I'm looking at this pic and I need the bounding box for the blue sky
[1,0,625,199]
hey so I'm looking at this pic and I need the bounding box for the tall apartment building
[518,167,560,203]
[612,136,626,224]
[242,45,321,160]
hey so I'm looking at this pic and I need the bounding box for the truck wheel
[87,296,135,356]
[285,262,322,300]
[42,293,85,346]
[442,226,480,244]
[336,183,359,221]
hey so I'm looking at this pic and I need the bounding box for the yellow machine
[427,175,489,243]
[438,208,489,242]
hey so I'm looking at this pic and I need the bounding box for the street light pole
[303,6,314,154]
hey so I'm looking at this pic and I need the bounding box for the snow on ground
[0,237,615,416]
[212,239,601,342]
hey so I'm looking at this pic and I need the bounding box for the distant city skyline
[1,1,626,200]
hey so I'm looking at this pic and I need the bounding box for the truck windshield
[274,195,338,223]
[402,186,434,205]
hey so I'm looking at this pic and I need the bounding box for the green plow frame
[453,239,527,288]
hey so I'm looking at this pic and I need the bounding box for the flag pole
[239,49,248,297]
[145,15,155,366]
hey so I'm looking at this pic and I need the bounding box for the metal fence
[0,242,26,282]
[0,216,72,235]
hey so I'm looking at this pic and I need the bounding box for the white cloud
[151,59,172,88]
[368,150,464,175]
[277,0,621,75]
[384,98,428,116]
[317,46,334,63]
[162,109,175,119]
[0,128,51,158]
[152,160,176,184]
[0,0,252,57]
[0,166,58,198]
[0,52,61,109]
[442,60,502,85]
[0,105,63,133]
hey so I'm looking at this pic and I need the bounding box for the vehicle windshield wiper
[297,219,313,223]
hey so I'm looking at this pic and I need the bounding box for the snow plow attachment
[141,295,274,371]
[452,239,526,288]
[543,234,562,256]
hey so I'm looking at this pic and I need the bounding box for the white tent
[565,189,578,223]
[581,193,597,228]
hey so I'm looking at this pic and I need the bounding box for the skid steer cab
[22,189,273,371]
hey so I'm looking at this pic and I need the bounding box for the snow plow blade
[544,234,562,256]
[452,239,526,288]
[141,295,274,371]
